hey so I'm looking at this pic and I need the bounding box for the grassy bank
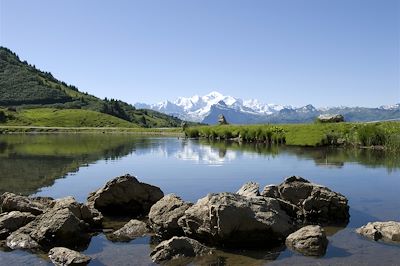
[184,122,400,150]
[0,125,183,136]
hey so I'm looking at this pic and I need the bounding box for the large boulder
[49,247,91,266]
[270,176,349,223]
[150,236,212,263]
[109,219,151,242]
[317,114,344,123]
[0,211,35,239]
[356,221,400,243]
[149,194,192,238]
[285,225,328,256]
[6,205,90,250]
[178,192,295,247]
[0,192,54,215]
[87,174,164,217]
[53,197,101,226]
[236,182,260,198]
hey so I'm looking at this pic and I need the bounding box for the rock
[109,219,151,242]
[149,194,192,238]
[277,176,349,223]
[7,205,90,250]
[0,211,35,239]
[0,192,54,215]
[53,197,100,226]
[261,185,279,198]
[150,236,212,263]
[356,221,400,243]
[87,174,164,217]
[178,192,295,247]
[285,225,328,256]
[218,114,228,125]
[49,247,91,266]
[317,114,344,123]
[236,182,260,197]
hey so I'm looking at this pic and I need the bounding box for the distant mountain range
[135,91,400,124]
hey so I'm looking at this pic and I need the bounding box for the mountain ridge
[135,91,400,124]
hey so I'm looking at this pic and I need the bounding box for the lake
[0,134,399,265]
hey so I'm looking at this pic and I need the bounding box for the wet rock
[277,176,349,223]
[150,236,212,263]
[261,185,279,198]
[236,182,260,197]
[178,192,295,247]
[87,174,164,217]
[109,219,151,242]
[0,192,54,215]
[49,247,91,266]
[149,194,192,238]
[0,211,35,239]
[285,225,328,256]
[7,206,90,250]
[356,221,400,243]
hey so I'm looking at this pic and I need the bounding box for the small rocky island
[0,174,396,265]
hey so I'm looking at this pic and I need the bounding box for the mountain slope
[137,91,400,124]
[0,47,191,128]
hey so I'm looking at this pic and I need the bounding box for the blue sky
[1,0,399,107]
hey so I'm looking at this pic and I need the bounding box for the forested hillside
[0,47,192,127]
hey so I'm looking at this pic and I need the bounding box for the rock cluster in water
[0,174,355,265]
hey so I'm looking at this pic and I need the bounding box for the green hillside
[0,47,192,128]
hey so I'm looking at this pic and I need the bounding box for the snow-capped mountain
[135,91,287,122]
[135,92,400,124]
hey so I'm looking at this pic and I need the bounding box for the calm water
[0,134,399,266]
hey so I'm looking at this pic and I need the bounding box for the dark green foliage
[0,46,196,128]
[0,110,6,123]
[357,125,387,146]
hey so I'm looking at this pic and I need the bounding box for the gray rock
[261,185,279,198]
[0,211,35,239]
[149,194,192,238]
[150,236,212,263]
[0,192,54,215]
[6,205,89,250]
[277,176,349,223]
[356,221,400,243]
[236,182,260,197]
[218,114,228,125]
[317,114,344,123]
[49,247,91,266]
[109,219,151,242]
[87,174,164,217]
[178,192,294,247]
[53,197,100,226]
[285,225,328,256]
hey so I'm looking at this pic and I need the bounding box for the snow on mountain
[134,92,400,124]
[134,91,285,122]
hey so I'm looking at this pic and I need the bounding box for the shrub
[357,124,387,146]
[0,111,5,123]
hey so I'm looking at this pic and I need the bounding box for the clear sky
[1,0,399,107]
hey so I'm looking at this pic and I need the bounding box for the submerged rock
[275,176,349,223]
[356,221,400,243]
[150,236,212,263]
[178,192,294,247]
[87,174,164,217]
[109,219,151,242]
[149,194,192,238]
[49,247,91,266]
[0,211,35,239]
[0,192,54,215]
[236,182,260,198]
[285,225,328,256]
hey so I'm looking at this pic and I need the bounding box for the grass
[184,122,400,150]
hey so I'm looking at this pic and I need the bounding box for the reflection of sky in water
[2,137,400,265]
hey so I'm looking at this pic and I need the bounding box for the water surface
[0,134,399,265]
